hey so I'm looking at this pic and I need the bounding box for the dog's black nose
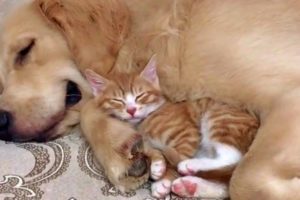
[0,111,12,141]
[0,111,10,131]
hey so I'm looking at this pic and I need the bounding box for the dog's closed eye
[15,39,35,66]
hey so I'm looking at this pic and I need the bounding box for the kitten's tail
[161,145,236,183]
[155,143,236,183]
[162,146,183,166]
[196,164,236,183]
[149,140,183,166]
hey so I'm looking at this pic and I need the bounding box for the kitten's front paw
[151,160,166,180]
[178,159,199,175]
[151,179,171,199]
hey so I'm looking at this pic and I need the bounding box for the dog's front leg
[230,93,300,200]
[80,100,149,192]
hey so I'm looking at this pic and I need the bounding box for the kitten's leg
[162,127,200,167]
[152,167,179,199]
[144,143,167,180]
[172,176,228,198]
[178,143,241,175]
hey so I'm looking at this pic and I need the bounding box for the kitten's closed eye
[136,92,158,104]
[104,99,125,111]
[136,93,148,102]
[109,98,125,106]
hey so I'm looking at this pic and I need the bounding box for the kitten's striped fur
[85,56,259,198]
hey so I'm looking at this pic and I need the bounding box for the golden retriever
[3,0,300,199]
[0,0,148,191]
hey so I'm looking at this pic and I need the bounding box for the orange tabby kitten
[85,56,259,199]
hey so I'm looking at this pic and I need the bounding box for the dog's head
[0,2,93,142]
[0,0,130,142]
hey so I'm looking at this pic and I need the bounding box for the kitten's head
[85,55,165,124]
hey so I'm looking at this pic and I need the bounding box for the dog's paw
[178,159,199,175]
[151,160,166,180]
[151,179,172,199]
[118,171,150,192]
[172,176,228,198]
[119,134,143,160]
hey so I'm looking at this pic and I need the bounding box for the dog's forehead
[0,1,33,36]
[0,0,33,18]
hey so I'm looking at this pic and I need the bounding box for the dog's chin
[2,108,82,143]
[8,120,63,143]
[34,121,65,142]
[8,116,75,143]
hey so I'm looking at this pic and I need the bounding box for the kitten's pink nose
[126,107,137,117]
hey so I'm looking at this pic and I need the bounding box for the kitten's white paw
[151,179,172,199]
[151,160,166,180]
[178,159,199,175]
[171,176,228,198]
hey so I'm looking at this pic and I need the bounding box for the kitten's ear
[85,69,108,96]
[140,54,159,85]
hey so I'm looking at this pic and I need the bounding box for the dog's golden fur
[0,2,92,141]
[37,0,130,75]
[2,0,300,199]
[0,0,146,191]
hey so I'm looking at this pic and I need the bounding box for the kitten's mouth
[108,113,144,124]
[109,113,142,122]
[128,118,142,124]
[130,116,143,119]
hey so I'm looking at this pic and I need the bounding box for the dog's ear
[35,0,131,75]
